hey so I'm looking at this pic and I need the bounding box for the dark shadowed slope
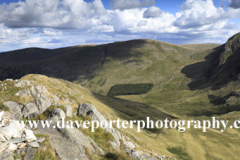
[0,39,196,91]
[182,32,240,90]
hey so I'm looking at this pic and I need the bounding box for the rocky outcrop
[77,103,123,150]
[4,80,62,119]
[0,77,169,160]
[34,124,89,160]
[58,127,105,155]
[77,103,164,160]
[3,101,23,119]
[0,111,45,160]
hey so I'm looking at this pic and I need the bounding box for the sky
[0,0,239,52]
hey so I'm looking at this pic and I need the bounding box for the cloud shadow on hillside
[0,40,148,82]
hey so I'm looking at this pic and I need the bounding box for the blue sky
[0,0,239,52]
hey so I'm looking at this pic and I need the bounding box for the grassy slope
[86,36,240,159]
[84,39,196,95]
[1,36,240,159]
[180,43,220,50]
[3,74,240,159]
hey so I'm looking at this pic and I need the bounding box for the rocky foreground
[0,75,169,160]
[0,111,45,160]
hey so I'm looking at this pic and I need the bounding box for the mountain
[1,33,240,159]
[182,32,240,90]
[0,39,199,95]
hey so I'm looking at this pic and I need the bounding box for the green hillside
[1,33,240,160]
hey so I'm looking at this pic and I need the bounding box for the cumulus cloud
[228,0,240,9]
[0,0,106,29]
[137,20,148,26]
[174,0,228,28]
[109,0,155,10]
[143,6,163,18]
[0,0,239,52]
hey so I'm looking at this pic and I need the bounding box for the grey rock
[16,147,27,155]
[130,149,141,160]
[24,129,37,142]
[14,80,31,88]
[0,149,14,160]
[77,103,95,118]
[0,120,25,139]
[47,115,59,124]
[65,105,73,117]
[24,147,35,160]
[51,108,66,119]
[35,94,52,113]
[77,103,122,150]
[34,124,87,160]
[36,137,45,143]
[51,94,60,105]
[7,138,25,144]
[124,141,135,149]
[58,127,105,156]
[3,101,23,118]
[28,142,40,148]
[22,102,39,119]
[16,85,53,115]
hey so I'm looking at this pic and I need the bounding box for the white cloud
[0,0,239,52]
[174,0,228,28]
[0,0,106,29]
[143,6,163,18]
[40,29,62,36]
[109,0,155,10]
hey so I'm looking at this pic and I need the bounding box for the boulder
[22,102,39,119]
[65,105,73,117]
[51,108,66,119]
[24,129,37,142]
